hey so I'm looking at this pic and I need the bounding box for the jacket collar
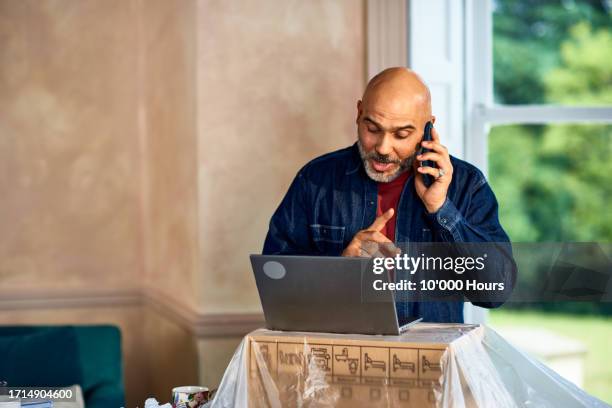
[346,142,363,175]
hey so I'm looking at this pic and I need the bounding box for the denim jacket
[263,143,516,323]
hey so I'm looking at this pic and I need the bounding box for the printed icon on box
[334,347,359,374]
[364,353,386,371]
[418,349,444,380]
[399,389,410,401]
[308,347,331,372]
[279,350,305,366]
[259,344,271,367]
[361,348,389,378]
[390,348,418,380]
[421,355,441,373]
[392,354,416,373]
[250,341,277,377]
[340,386,353,399]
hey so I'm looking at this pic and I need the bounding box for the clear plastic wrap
[210,324,609,408]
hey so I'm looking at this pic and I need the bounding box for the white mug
[171,386,209,408]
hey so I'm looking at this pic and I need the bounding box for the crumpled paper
[143,398,172,408]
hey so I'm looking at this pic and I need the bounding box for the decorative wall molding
[0,287,142,310]
[142,285,264,338]
[366,0,408,80]
[0,285,264,338]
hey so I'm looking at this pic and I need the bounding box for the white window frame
[465,0,612,174]
[366,0,408,81]
[369,0,486,322]
[463,0,612,323]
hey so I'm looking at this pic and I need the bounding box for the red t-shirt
[376,171,410,242]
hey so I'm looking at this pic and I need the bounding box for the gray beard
[357,140,415,183]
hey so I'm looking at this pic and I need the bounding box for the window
[465,1,612,400]
[385,0,611,327]
[465,0,612,175]
[466,0,612,241]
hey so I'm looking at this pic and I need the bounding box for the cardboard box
[246,323,480,407]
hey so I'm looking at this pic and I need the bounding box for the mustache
[364,151,401,164]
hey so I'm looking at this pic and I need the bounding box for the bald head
[355,68,435,183]
[362,67,432,119]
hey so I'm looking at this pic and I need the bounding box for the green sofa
[0,325,125,408]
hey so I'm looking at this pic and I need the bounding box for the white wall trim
[479,105,612,125]
[142,285,264,337]
[0,287,142,310]
[464,0,493,173]
[0,286,264,338]
[366,0,408,80]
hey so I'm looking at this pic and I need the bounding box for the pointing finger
[368,208,394,231]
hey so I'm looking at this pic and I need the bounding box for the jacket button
[370,201,374,206]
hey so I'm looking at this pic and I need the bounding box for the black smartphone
[419,121,436,187]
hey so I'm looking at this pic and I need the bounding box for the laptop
[250,255,422,335]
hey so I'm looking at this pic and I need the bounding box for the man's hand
[414,126,453,213]
[342,208,401,257]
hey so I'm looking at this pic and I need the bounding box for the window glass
[493,0,612,105]
[488,123,611,242]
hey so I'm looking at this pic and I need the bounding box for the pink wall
[196,0,365,312]
[0,0,142,290]
[0,0,366,405]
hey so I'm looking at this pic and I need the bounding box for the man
[263,68,516,323]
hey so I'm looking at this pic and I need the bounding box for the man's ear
[356,100,362,124]
[431,115,436,125]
